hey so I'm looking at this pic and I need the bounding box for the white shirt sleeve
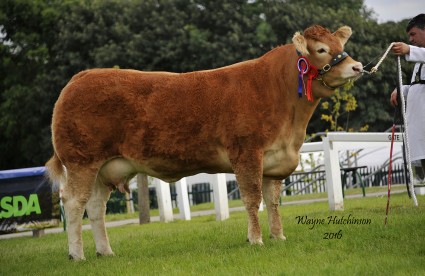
[402,84,409,97]
[406,45,425,63]
[405,45,425,85]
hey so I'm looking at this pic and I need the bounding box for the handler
[390,14,425,175]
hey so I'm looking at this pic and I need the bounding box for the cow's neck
[265,45,323,144]
[260,45,325,177]
[290,92,320,149]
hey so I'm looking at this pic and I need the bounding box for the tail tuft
[45,153,65,185]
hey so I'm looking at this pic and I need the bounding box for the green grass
[1,192,424,275]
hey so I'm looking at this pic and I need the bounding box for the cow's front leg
[232,149,264,245]
[239,179,263,245]
[262,178,286,240]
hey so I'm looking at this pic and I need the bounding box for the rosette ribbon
[297,57,319,102]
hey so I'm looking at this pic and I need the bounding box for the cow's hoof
[252,240,264,246]
[96,251,115,257]
[247,238,264,245]
[270,234,287,241]
[68,254,86,261]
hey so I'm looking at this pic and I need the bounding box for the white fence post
[322,136,344,211]
[154,179,174,222]
[211,174,230,221]
[176,178,191,220]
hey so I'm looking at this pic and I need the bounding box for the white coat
[403,45,425,161]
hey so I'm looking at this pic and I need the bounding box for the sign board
[0,167,58,234]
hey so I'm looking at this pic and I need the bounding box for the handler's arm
[390,44,425,106]
[405,45,425,63]
[390,86,409,107]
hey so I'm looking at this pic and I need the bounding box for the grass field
[0,190,424,275]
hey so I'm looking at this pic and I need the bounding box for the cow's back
[52,69,173,165]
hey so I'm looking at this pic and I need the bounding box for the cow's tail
[45,152,66,186]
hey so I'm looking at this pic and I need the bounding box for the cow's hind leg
[85,179,114,257]
[62,169,96,260]
[262,178,286,240]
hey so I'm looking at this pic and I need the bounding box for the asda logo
[0,194,41,219]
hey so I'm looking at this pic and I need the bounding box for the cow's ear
[333,26,352,47]
[292,32,309,55]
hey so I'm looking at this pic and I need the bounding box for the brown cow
[46,25,362,260]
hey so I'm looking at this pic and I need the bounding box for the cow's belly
[262,147,299,179]
[98,157,194,186]
[97,147,297,186]
[98,151,233,187]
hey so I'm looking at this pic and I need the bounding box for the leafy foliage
[320,82,368,132]
[0,0,413,169]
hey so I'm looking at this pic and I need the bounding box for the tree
[0,0,61,169]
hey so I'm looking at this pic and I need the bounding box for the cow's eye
[317,48,327,54]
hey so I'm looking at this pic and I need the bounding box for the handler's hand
[390,89,398,107]
[392,42,410,56]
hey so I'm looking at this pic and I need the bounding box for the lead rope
[385,122,396,226]
[396,56,418,207]
[370,43,395,73]
[362,43,395,75]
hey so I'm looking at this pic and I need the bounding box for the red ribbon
[306,65,318,101]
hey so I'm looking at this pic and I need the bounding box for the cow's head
[292,25,362,97]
